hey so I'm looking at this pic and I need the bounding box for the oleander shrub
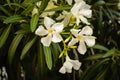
[0,0,120,80]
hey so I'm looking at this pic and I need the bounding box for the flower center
[77,35,82,40]
[48,28,54,34]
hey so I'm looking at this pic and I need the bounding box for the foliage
[0,0,120,80]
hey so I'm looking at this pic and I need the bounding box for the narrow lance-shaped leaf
[0,24,12,48]
[102,48,116,58]
[0,4,11,16]
[81,58,109,80]
[4,15,24,24]
[43,46,52,70]
[22,0,38,7]
[37,42,46,77]
[93,0,105,6]
[30,0,50,32]
[20,36,37,60]
[30,13,39,32]
[94,67,108,80]
[92,44,109,51]
[21,4,34,15]
[38,0,50,13]
[8,34,24,64]
[84,54,104,60]
[51,43,61,63]
[6,0,13,9]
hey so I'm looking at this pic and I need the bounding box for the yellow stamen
[48,28,54,33]
[77,35,82,40]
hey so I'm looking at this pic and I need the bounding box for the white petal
[59,66,66,74]
[52,23,64,32]
[84,36,96,47]
[80,9,92,18]
[40,12,48,17]
[44,17,55,29]
[56,14,64,20]
[68,38,78,46]
[75,0,83,2]
[82,3,91,9]
[76,18,80,25]
[70,29,81,37]
[35,25,48,36]
[71,1,85,15]
[71,3,79,15]
[66,0,72,5]
[52,32,63,42]
[64,61,73,70]
[41,34,52,46]
[80,26,93,35]
[70,60,81,70]
[36,1,41,7]
[80,16,90,24]
[64,61,73,73]
[63,14,71,26]
[48,11,55,16]
[32,7,38,16]
[77,41,87,55]
[66,67,72,73]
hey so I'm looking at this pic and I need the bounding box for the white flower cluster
[34,0,96,74]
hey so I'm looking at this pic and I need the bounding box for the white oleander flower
[35,17,64,46]
[71,0,92,25]
[68,26,96,55]
[32,1,41,16]
[59,56,81,74]
[56,11,71,26]
[40,0,58,17]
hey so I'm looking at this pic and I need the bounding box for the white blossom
[35,17,63,46]
[56,11,71,26]
[71,0,92,25]
[68,26,96,54]
[59,56,81,74]
[40,0,58,17]
[32,1,41,16]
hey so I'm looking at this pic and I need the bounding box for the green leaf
[15,30,30,34]
[0,24,11,48]
[6,0,13,9]
[0,4,11,16]
[30,13,39,32]
[84,54,104,60]
[38,0,50,13]
[43,46,52,70]
[4,15,23,24]
[8,34,24,64]
[93,44,109,51]
[21,4,34,15]
[81,58,109,80]
[93,0,105,6]
[110,9,120,16]
[102,48,116,58]
[94,67,108,80]
[51,43,61,63]
[4,3,25,9]
[22,0,38,7]
[0,16,7,21]
[20,36,37,60]
[37,42,46,77]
